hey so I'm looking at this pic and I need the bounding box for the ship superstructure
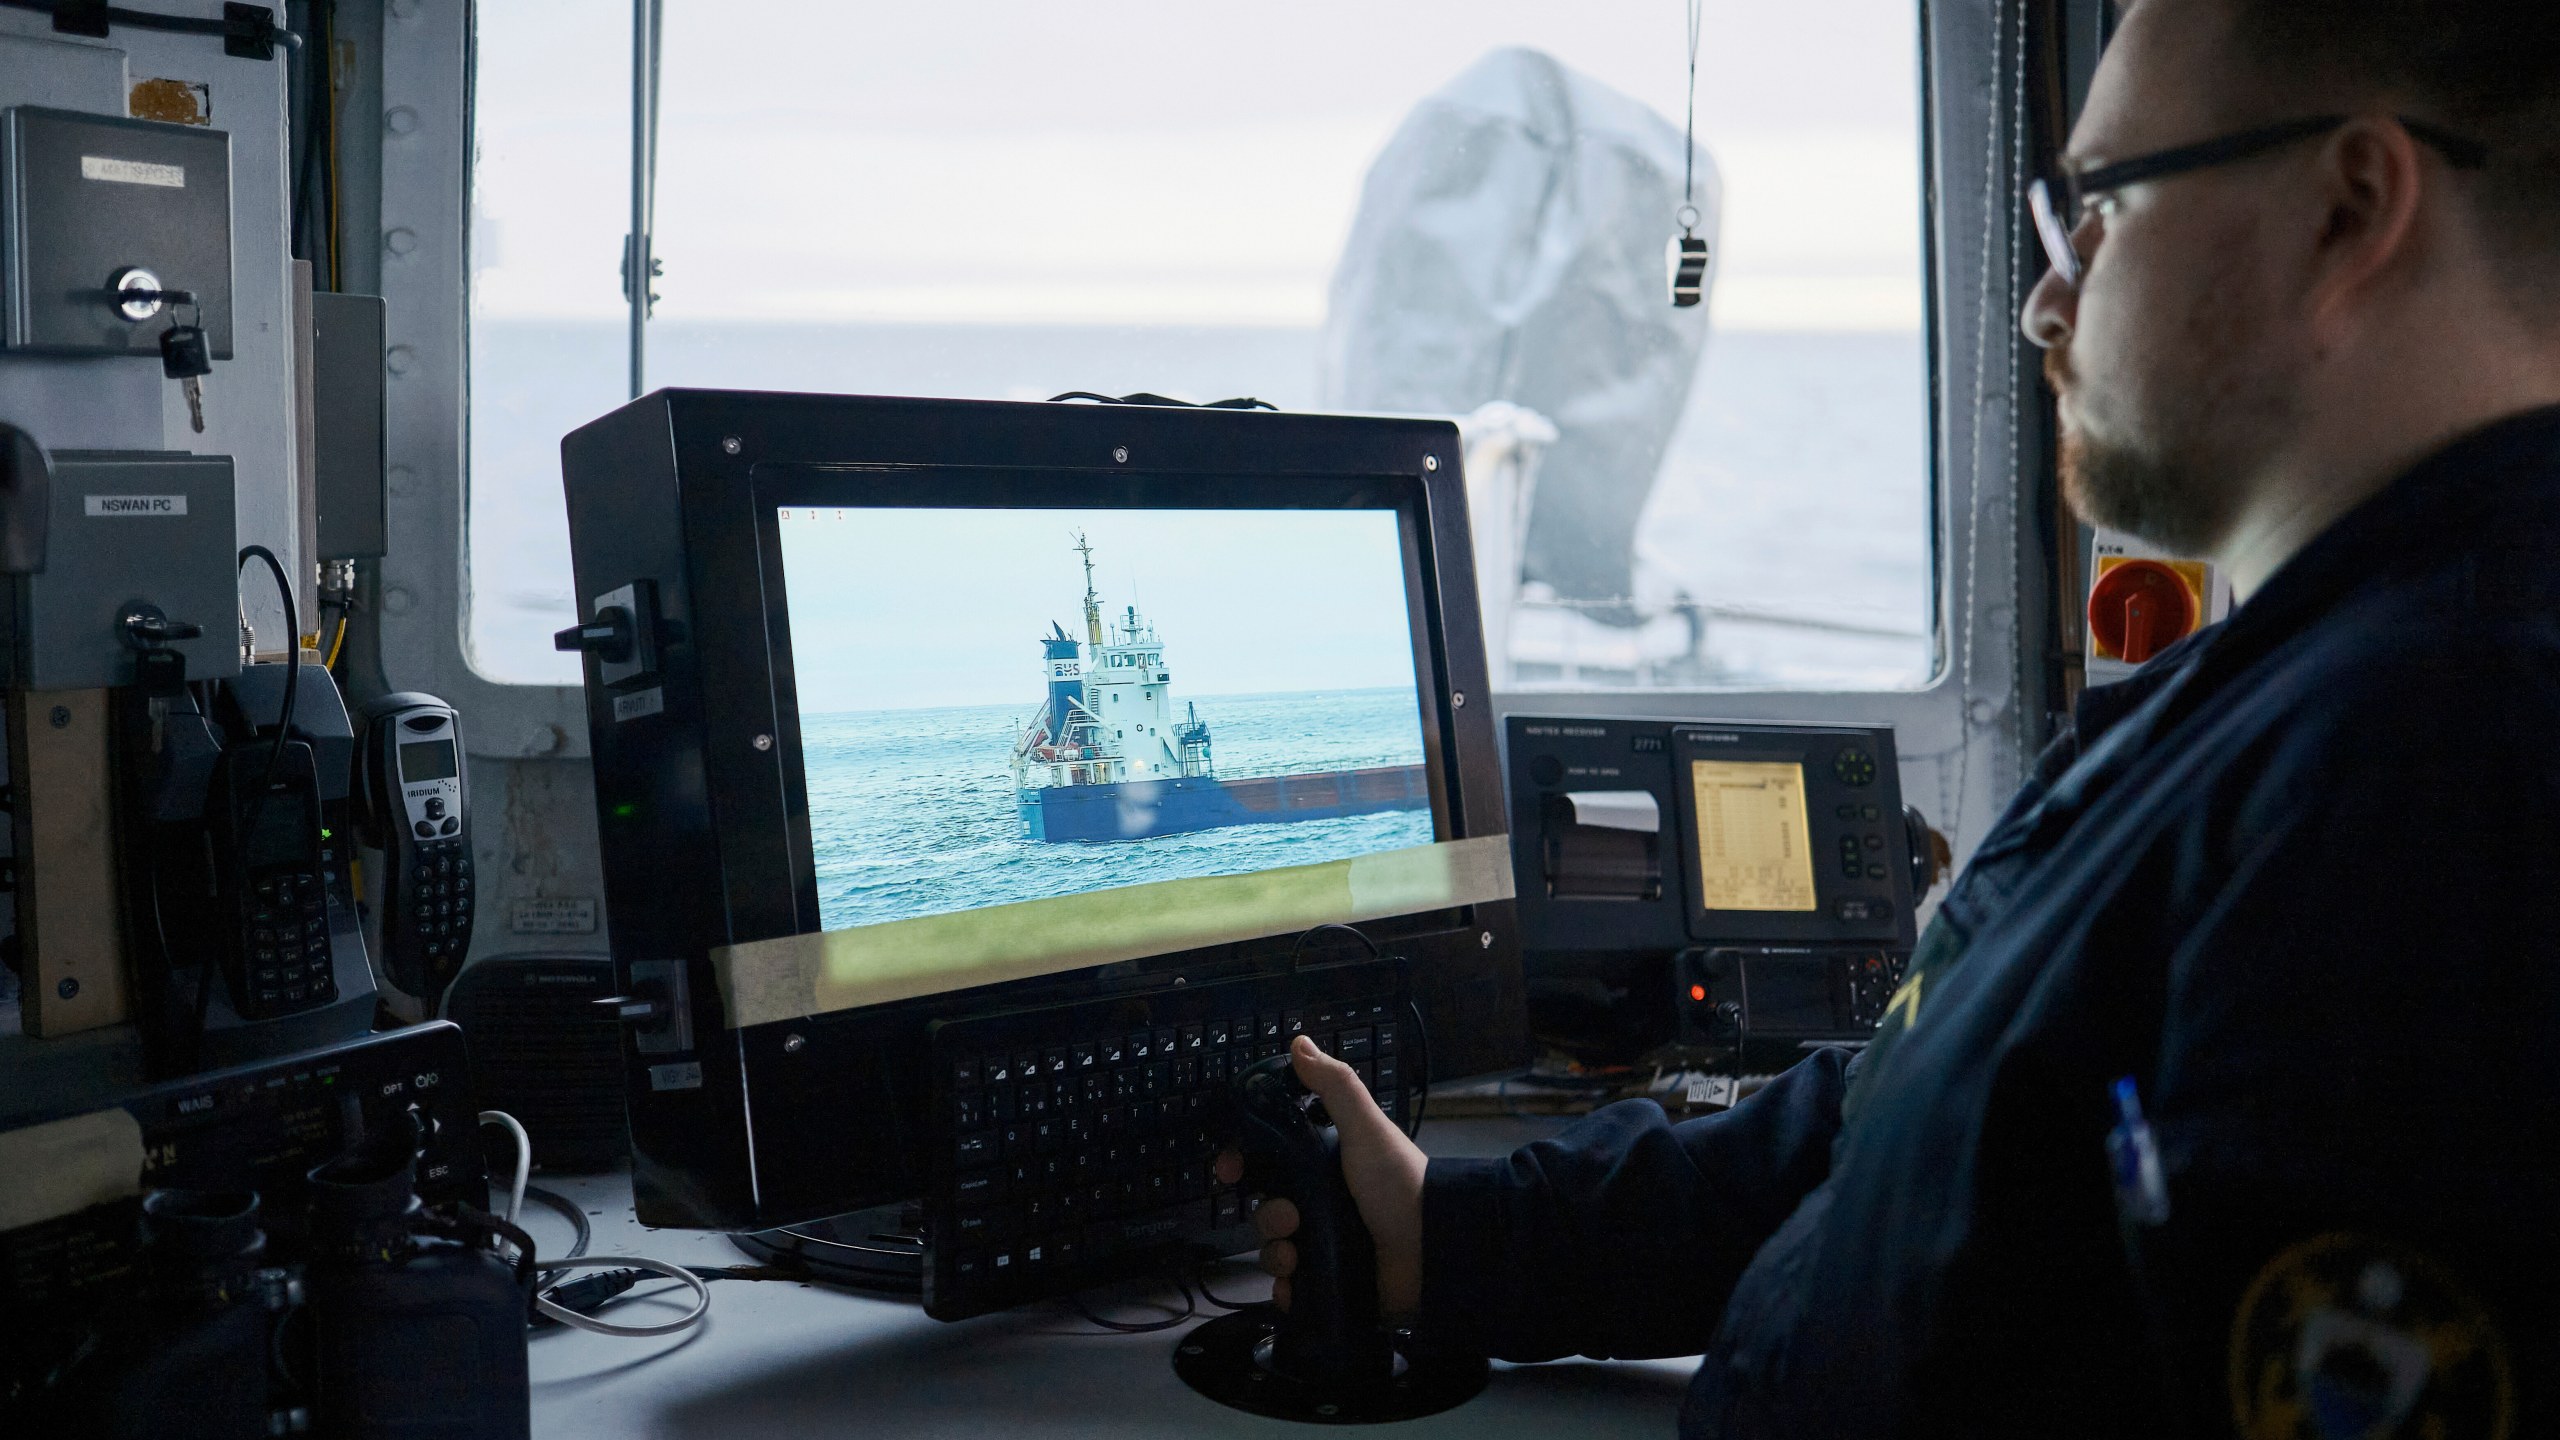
[1011,535,1215,793]
[1010,536,1426,843]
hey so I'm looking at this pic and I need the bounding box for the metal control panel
[1504,715,1919,956]
[0,450,239,690]
[1,107,234,358]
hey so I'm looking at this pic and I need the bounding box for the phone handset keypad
[245,868,337,1015]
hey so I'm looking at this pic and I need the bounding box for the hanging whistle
[1667,207,1709,309]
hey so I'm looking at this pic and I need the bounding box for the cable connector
[530,1266,645,1329]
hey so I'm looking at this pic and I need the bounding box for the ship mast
[1074,531,1104,649]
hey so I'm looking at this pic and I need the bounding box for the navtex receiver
[1505,716,1924,1065]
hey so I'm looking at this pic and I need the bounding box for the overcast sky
[776,507,1420,713]
[471,1,1924,330]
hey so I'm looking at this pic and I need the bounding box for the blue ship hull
[1018,764,1429,843]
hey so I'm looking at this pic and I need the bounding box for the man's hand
[1213,1033,1426,1315]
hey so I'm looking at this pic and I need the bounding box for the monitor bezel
[747,463,1476,998]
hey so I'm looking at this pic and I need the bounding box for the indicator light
[1689,983,1707,1002]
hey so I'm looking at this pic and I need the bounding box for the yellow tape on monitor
[713,835,1514,1029]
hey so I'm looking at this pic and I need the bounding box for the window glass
[468,2,1930,689]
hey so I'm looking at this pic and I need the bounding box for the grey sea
[800,687,1431,932]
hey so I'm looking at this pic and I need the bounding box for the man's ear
[2305,116,2428,326]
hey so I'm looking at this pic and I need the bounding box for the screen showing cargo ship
[1688,759,1819,912]
[776,506,1437,936]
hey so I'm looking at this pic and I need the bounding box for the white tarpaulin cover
[1320,46,1719,609]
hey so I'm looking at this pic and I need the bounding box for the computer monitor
[559,392,1526,1232]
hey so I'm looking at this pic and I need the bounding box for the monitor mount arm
[1172,1054,1485,1423]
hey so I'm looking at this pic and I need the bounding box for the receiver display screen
[398,739,457,782]
[1688,759,1818,912]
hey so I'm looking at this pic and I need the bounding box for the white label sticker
[612,687,664,722]
[510,897,599,935]
[84,494,187,517]
[81,155,184,188]
[648,1061,703,1092]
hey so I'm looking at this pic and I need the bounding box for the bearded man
[1228,2,2560,1434]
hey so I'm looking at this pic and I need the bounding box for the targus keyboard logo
[84,494,187,516]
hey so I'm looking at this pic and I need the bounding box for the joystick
[1172,1054,1487,1423]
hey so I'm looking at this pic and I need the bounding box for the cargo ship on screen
[1011,536,1429,843]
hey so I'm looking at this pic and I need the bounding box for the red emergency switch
[2087,558,2198,665]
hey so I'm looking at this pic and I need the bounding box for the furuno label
[81,155,184,188]
[84,494,187,516]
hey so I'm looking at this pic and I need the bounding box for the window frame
[378,0,2056,859]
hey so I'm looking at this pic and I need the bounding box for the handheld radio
[355,693,474,1008]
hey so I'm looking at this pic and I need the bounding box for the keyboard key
[1071,1042,1097,1070]
[955,1131,1000,1169]
[1102,1036,1127,1064]
[952,1057,979,1087]
[1336,1027,1374,1061]
[1375,1021,1399,1054]
[1127,1031,1153,1060]
[1375,1055,1400,1090]
[1214,1190,1244,1226]
[1179,1025,1204,1052]
[1153,1027,1178,1056]
[1282,1010,1306,1037]
[1206,1019,1230,1047]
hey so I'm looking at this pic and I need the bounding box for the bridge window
[465,1,1929,692]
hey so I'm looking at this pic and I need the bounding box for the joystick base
[1174,1306,1488,1424]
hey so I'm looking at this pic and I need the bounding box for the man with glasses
[1227,0,2560,1434]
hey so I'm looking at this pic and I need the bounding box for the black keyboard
[924,960,1413,1321]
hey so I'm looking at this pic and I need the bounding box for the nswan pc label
[84,494,187,516]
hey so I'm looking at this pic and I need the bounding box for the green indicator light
[321,827,334,839]
[612,803,639,819]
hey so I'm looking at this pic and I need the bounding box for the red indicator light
[1689,984,1707,1003]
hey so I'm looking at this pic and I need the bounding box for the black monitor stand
[731,1202,925,1296]
[1172,1056,1484,1423]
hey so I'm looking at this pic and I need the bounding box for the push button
[425,797,446,820]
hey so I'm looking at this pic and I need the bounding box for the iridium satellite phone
[356,693,475,1008]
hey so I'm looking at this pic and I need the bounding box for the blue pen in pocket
[2106,1076,2171,1227]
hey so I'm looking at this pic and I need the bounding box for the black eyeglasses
[2029,114,2490,290]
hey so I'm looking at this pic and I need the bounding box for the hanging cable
[1683,0,1702,216]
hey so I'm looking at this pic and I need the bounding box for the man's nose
[2020,264,2073,350]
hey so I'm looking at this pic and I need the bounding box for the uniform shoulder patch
[2228,1232,2514,1440]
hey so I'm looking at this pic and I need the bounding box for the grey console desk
[523,1117,1695,1438]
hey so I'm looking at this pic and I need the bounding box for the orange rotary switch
[2087,558,2198,664]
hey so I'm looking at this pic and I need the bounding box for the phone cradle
[1173,1055,1486,1424]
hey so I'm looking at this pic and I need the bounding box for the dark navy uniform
[1420,408,2560,1437]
